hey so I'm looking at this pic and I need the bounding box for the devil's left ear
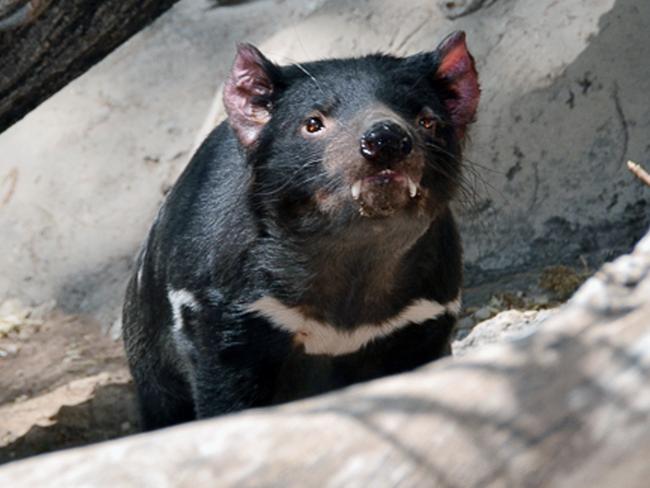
[223,43,279,147]
[434,31,480,138]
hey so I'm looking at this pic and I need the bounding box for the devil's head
[223,32,480,240]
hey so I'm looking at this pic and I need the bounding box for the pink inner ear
[232,45,273,99]
[436,32,480,137]
[223,44,274,147]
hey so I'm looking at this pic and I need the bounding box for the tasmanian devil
[122,31,480,430]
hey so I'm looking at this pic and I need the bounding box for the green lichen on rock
[539,265,588,301]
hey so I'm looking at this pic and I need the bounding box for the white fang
[246,296,461,356]
[168,288,200,332]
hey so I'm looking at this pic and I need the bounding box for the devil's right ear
[223,44,279,148]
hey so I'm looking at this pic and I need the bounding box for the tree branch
[0,0,181,134]
[627,160,650,187]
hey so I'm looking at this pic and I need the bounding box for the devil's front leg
[185,301,293,418]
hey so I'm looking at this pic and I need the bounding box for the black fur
[123,33,478,430]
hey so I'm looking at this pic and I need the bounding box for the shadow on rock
[0,381,138,465]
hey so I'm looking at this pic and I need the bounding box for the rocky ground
[0,285,573,465]
[1,229,647,486]
[0,247,640,467]
[0,303,135,465]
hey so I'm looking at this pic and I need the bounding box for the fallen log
[0,0,180,134]
[0,230,649,487]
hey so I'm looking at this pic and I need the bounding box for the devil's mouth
[350,169,419,201]
[348,169,421,218]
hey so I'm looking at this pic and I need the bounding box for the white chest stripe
[246,296,461,356]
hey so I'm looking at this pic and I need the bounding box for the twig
[627,160,650,187]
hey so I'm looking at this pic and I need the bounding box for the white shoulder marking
[246,296,461,356]
[168,288,200,332]
[136,246,147,289]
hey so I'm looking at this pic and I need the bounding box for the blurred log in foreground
[0,0,180,134]
[0,230,649,487]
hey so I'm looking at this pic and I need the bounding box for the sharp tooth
[351,181,362,200]
[407,178,418,198]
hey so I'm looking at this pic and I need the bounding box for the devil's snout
[359,121,412,166]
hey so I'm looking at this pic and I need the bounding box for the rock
[472,305,493,321]
[453,308,557,356]
[0,299,51,338]
[457,315,474,330]
[0,311,133,464]
[437,0,493,19]
[0,343,19,357]
[0,0,331,326]
[0,371,136,465]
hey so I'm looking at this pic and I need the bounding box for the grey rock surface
[0,0,647,326]
[0,0,329,325]
[437,0,495,19]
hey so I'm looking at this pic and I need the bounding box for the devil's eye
[304,117,324,133]
[418,117,436,130]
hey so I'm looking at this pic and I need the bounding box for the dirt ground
[0,260,584,466]
[0,308,136,465]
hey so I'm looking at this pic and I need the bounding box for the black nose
[360,121,412,165]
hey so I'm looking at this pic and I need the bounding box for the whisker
[291,61,327,98]
[418,139,509,215]
[253,157,329,199]
[423,141,502,174]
